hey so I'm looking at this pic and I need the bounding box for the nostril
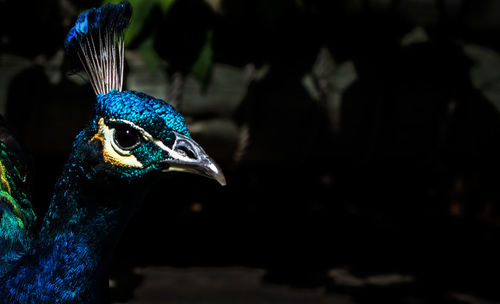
[177,145,196,159]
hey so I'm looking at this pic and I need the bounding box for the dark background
[2,0,500,303]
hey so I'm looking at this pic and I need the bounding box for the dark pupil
[114,127,140,150]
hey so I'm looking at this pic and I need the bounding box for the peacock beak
[158,132,226,186]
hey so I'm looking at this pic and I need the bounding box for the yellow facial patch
[91,118,143,168]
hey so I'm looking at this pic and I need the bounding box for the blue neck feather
[0,128,149,303]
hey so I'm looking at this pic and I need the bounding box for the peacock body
[0,2,224,303]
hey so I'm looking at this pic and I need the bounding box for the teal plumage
[0,2,225,303]
[98,89,191,144]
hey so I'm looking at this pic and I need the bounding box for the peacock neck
[41,135,150,242]
[0,149,150,303]
[31,143,149,302]
[42,154,120,243]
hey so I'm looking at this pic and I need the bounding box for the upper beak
[159,132,226,186]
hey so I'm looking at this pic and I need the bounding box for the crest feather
[65,1,132,95]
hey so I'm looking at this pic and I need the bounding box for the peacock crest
[65,1,132,95]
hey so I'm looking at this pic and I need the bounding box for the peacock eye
[113,126,142,150]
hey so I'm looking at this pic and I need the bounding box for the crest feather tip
[65,1,132,95]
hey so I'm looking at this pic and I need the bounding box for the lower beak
[160,132,226,186]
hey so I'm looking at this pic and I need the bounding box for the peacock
[0,2,225,303]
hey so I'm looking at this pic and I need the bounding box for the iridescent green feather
[0,143,35,229]
[0,142,36,277]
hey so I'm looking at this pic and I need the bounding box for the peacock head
[64,2,225,186]
[85,89,225,185]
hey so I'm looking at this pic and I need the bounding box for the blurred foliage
[191,30,214,88]
[101,0,213,85]
[137,37,164,72]
[152,0,215,84]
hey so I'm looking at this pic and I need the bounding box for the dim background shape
[2,0,500,303]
